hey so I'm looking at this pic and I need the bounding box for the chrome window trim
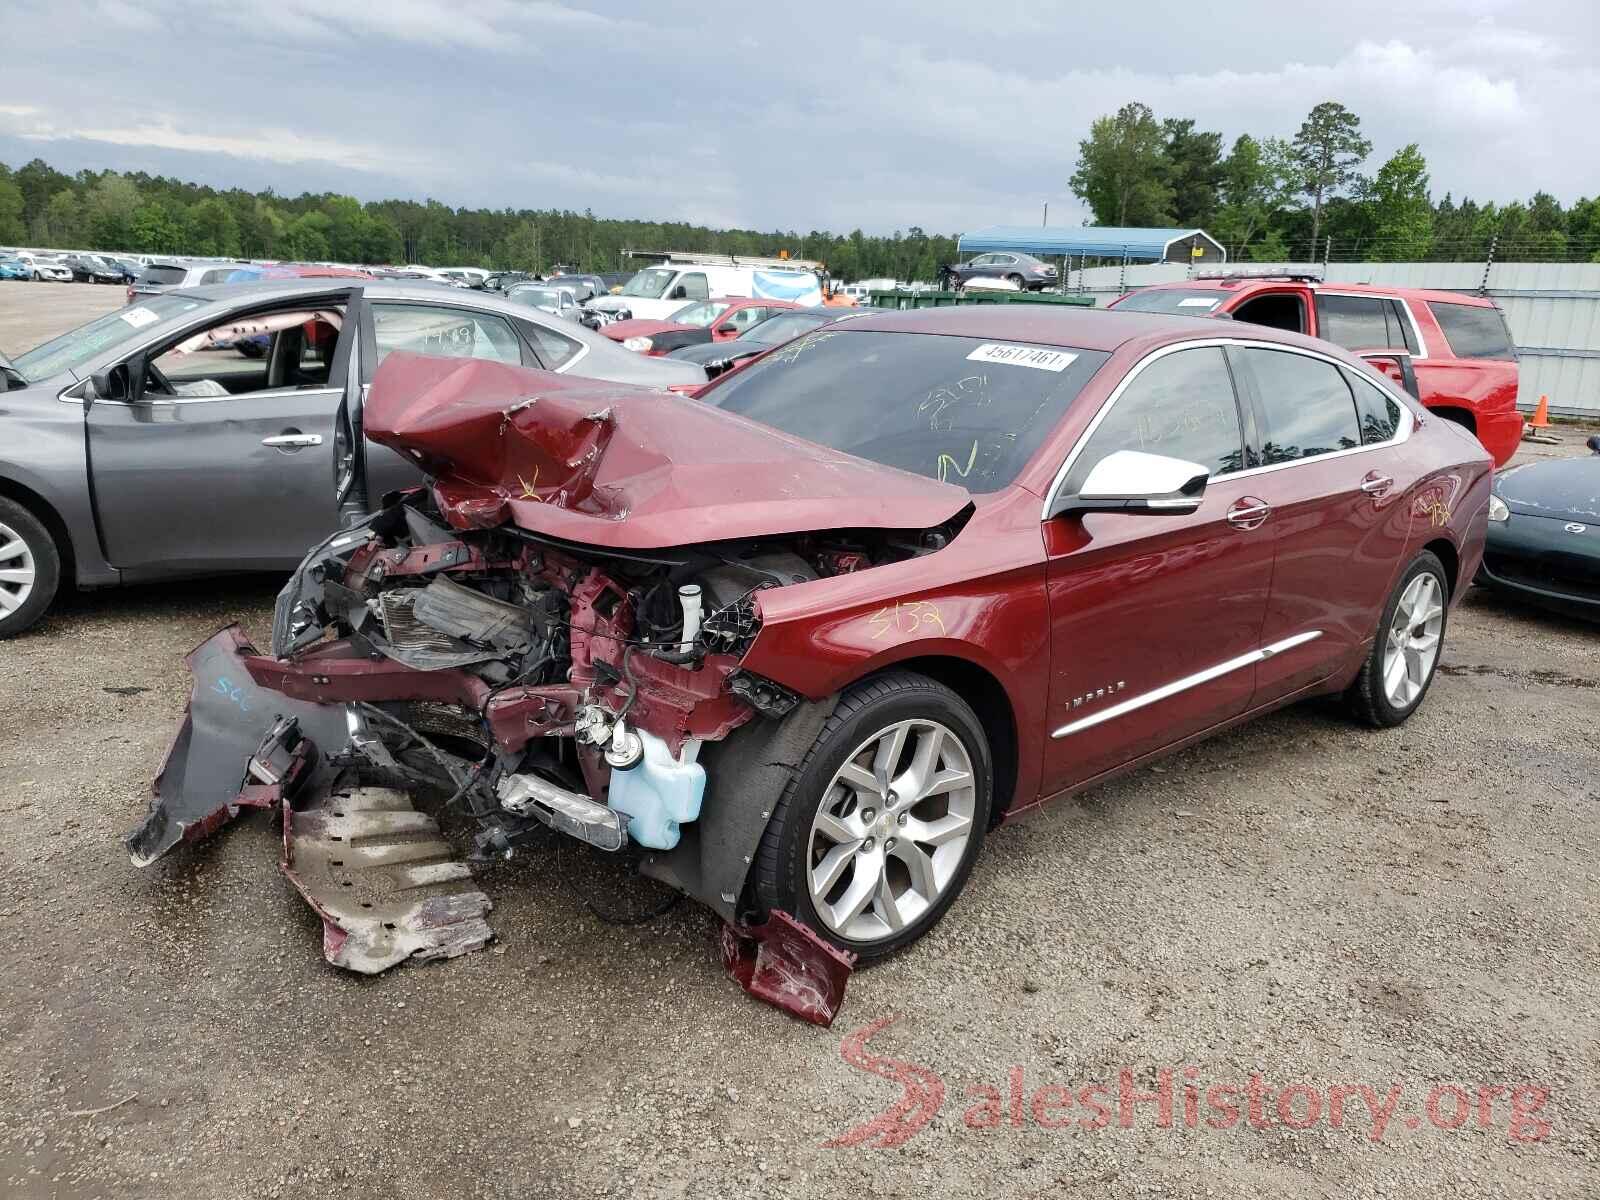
[1040,337,1414,522]
[62,381,341,408]
[1051,631,1322,738]
[1314,290,1430,361]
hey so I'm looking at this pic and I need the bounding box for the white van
[588,262,823,321]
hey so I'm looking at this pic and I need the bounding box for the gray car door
[86,289,362,574]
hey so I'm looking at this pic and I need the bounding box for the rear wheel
[753,671,991,957]
[1347,551,1448,727]
[1007,273,1026,288]
[0,498,60,638]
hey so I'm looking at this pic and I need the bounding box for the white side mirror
[1050,450,1210,519]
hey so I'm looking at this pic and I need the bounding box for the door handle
[262,433,323,449]
[1360,472,1394,496]
[1225,498,1271,529]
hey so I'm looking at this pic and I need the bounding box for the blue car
[0,258,31,281]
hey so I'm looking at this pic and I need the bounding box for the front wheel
[0,498,61,638]
[752,671,991,958]
[1347,551,1448,727]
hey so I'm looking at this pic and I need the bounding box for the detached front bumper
[124,626,351,865]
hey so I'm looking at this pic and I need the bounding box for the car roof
[837,302,1310,351]
[1135,276,1497,308]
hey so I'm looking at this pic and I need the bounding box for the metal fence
[1065,261,1600,418]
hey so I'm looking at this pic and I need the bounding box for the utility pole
[1042,201,1049,227]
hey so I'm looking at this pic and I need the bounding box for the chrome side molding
[1051,630,1323,739]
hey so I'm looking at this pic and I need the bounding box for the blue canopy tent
[956,226,1226,264]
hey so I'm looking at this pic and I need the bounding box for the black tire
[0,497,61,639]
[1346,550,1449,728]
[752,670,992,958]
[1007,273,1025,288]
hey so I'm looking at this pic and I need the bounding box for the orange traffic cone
[1528,394,1552,429]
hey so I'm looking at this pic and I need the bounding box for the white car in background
[16,253,73,282]
[587,262,823,321]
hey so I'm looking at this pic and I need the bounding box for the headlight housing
[1488,494,1510,522]
[621,336,652,352]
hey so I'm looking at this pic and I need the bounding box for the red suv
[1112,274,1523,467]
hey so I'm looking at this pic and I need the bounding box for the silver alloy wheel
[0,520,36,620]
[1382,572,1443,709]
[806,718,976,943]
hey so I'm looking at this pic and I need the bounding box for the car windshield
[670,300,733,327]
[706,329,1109,491]
[621,268,675,299]
[10,294,208,383]
[741,313,832,346]
[1114,289,1229,314]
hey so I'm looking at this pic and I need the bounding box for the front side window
[371,303,523,367]
[1430,300,1515,360]
[722,305,768,332]
[1237,347,1361,464]
[669,300,733,327]
[707,330,1108,491]
[1062,347,1245,493]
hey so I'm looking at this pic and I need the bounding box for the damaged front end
[127,352,971,1022]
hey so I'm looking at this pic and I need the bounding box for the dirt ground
[1,281,1596,1199]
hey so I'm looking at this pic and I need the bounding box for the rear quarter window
[1429,301,1515,360]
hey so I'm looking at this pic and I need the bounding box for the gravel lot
[1,281,1596,1199]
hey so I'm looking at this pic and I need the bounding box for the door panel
[88,293,361,573]
[1039,344,1271,794]
[88,387,343,571]
[1041,474,1275,792]
[1229,346,1416,703]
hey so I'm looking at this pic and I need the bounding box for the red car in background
[1111,274,1524,467]
[601,297,801,356]
[134,306,1490,972]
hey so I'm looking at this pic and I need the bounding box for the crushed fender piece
[126,625,348,866]
[281,783,493,974]
[720,910,856,1026]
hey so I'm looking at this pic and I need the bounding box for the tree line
[0,158,958,281]
[1069,100,1600,263]
[3,101,1596,277]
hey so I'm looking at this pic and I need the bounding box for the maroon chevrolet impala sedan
[131,305,1491,973]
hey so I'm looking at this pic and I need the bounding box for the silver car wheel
[0,520,37,619]
[806,718,976,943]
[1382,572,1443,710]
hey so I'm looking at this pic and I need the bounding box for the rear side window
[521,320,582,369]
[1064,346,1246,491]
[1343,369,1404,444]
[1315,294,1394,351]
[1430,301,1515,360]
[1236,347,1361,464]
[677,272,709,300]
[140,264,187,286]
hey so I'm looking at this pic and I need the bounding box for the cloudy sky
[3,0,1596,234]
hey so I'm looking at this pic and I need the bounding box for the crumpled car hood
[363,351,971,549]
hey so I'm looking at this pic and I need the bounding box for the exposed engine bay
[259,487,945,864]
[124,350,975,1022]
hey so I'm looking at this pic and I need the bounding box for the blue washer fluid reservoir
[606,730,705,850]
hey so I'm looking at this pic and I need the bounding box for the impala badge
[1565,523,1588,534]
[1069,681,1126,710]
